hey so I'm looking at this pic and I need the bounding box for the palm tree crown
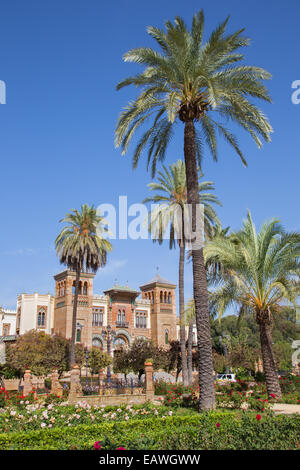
[115,10,272,176]
[55,204,112,272]
[144,159,221,245]
[205,212,300,319]
[205,212,300,396]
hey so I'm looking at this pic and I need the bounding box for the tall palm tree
[143,159,221,385]
[115,11,272,409]
[205,212,300,397]
[55,204,112,366]
[183,298,196,384]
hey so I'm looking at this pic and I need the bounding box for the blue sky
[0,0,299,311]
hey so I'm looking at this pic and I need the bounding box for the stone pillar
[68,365,82,404]
[51,369,63,396]
[145,362,154,400]
[23,369,33,396]
[98,368,104,395]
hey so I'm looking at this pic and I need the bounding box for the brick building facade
[52,270,177,351]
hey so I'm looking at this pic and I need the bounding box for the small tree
[88,347,112,375]
[113,348,132,380]
[128,338,167,379]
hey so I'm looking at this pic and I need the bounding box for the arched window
[92,337,102,349]
[117,310,121,323]
[72,282,76,295]
[83,282,88,295]
[165,329,169,345]
[164,292,167,304]
[37,309,46,327]
[168,292,171,304]
[122,310,126,323]
[160,291,163,303]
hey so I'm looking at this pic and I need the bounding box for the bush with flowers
[0,388,9,408]
[0,388,38,409]
[0,400,179,434]
[44,393,65,405]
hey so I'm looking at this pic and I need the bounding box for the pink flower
[94,441,102,450]
[216,422,220,428]
[116,447,126,450]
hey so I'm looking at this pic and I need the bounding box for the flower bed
[155,376,300,410]
[0,412,299,450]
[0,401,179,434]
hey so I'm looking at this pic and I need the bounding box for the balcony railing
[116,321,129,328]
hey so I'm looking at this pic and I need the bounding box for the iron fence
[79,375,145,396]
[100,377,145,396]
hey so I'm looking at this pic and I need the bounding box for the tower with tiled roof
[140,273,177,347]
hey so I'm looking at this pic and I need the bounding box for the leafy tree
[212,351,226,374]
[88,347,112,375]
[127,338,168,380]
[205,212,300,397]
[113,348,132,380]
[6,331,69,376]
[144,160,220,385]
[55,204,112,366]
[115,11,272,409]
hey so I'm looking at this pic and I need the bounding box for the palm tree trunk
[183,120,215,410]
[179,235,188,386]
[70,267,81,367]
[187,319,194,384]
[258,319,282,397]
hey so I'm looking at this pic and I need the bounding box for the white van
[216,373,236,383]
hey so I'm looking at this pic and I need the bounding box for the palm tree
[55,204,112,366]
[143,159,221,385]
[115,11,272,409]
[183,299,196,384]
[205,212,300,397]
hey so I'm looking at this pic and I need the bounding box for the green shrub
[0,388,9,408]
[0,365,21,379]
[0,412,299,450]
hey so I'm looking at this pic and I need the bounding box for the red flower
[116,447,126,450]
[256,414,261,421]
[94,441,102,450]
[216,422,220,428]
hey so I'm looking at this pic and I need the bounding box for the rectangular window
[3,324,10,336]
[92,308,104,326]
[136,312,147,328]
[76,328,81,342]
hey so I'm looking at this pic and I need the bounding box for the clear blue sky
[0,0,299,311]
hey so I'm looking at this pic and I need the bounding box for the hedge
[0,412,299,450]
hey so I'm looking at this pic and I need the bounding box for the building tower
[139,273,177,347]
[53,270,95,347]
